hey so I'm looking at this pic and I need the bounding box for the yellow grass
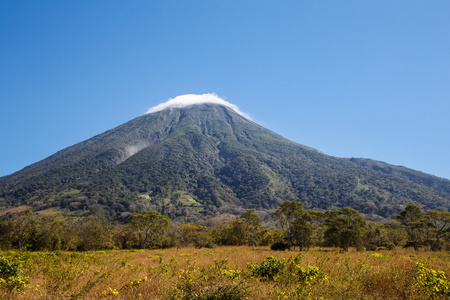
[1,246,450,299]
[35,208,62,217]
[0,205,32,216]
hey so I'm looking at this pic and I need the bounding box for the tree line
[0,202,449,252]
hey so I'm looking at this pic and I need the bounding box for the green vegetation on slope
[1,104,449,221]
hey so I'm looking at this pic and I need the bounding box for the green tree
[28,216,67,251]
[0,219,10,249]
[381,222,406,246]
[424,210,450,251]
[113,226,138,249]
[304,210,325,246]
[324,207,366,251]
[396,204,427,250]
[226,219,247,245]
[169,224,203,248]
[274,201,305,250]
[240,209,262,249]
[128,211,171,249]
[210,219,247,246]
[290,218,313,250]
[361,222,396,250]
[5,209,36,251]
[76,215,114,251]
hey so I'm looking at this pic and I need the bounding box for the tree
[28,215,68,251]
[324,207,366,251]
[240,209,262,249]
[169,224,215,248]
[210,219,247,246]
[381,222,406,246]
[274,201,305,250]
[113,226,138,249]
[424,210,450,250]
[5,209,36,251]
[304,210,325,246]
[128,211,171,249]
[290,218,313,251]
[170,224,203,248]
[396,204,427,250]
[76,215,114,251]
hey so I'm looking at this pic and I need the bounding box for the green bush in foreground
[248,255,286,281]
[0,255,29,291]
[414,261,450,297]
[167,258,248,300]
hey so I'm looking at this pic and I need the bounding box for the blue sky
[1,1,449,180]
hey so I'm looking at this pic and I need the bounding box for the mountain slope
[1,104,449,221]
[348,157,450,194]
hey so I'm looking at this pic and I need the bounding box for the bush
[192,231,216,249]
[248,256,286,280]
[297,265,327,284]
[381,242,396,250]
[270,241,289,251]
[414,261,450,296]
[0,255,29,291]
[366,244,378,251]
[188,284,247,300]
[167,263,248,300]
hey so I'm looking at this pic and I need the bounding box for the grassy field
[1,246,450,299]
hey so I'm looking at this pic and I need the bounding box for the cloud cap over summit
[146,94,250,119]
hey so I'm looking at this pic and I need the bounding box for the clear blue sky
[1,1,449,180]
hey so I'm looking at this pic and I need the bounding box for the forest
[1,202,449,253]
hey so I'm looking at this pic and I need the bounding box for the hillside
[348,157,450,194]
[1,104,449,221]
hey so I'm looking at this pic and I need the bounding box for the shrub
[188,284,247,300]
[270,241,289,251]
[248,255,286,280]
[167,257,249,300]
[297,265,327,284]
[381,242,396,250]
[277,253,326,286]
[192,231,216,249]
[0,255,29,291]
[414,262,450,296]
[167,265,248,300]
[366,244,377,251]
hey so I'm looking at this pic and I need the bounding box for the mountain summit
[1,96,449,221]
[146,93,250,119]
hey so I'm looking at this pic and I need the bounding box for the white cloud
[146,93,251,119]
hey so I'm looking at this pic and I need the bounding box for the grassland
[0,205,32,216]
[1,246,450,299]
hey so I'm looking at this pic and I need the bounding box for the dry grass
[1,246,450,299]
[0,205,32,216]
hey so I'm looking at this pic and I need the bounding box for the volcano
[1,97,449,221]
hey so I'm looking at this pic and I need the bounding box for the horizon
[1,1,449,180]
